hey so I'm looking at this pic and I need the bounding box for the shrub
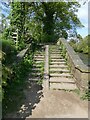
[1,38,17,64]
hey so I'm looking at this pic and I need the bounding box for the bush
[2,52,33,115]
[1,38,17,64]
[81,89,90,100]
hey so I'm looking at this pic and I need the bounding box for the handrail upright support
[43,45,49,90]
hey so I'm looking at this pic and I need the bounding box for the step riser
[50,57,63,59]
[35,54,44,56]
[50,67,68,70]
[35,61,44,64]
[50,60,65,62]
[50,71,70,73]
[34,60,44,61]
[50,80,75,83]
[34,56,44,58]
[50,65,68,68]
[50,75,72,78]
[50,62,66,65]
[50,54,63,56]
[29,79,42,82]
[50,51,60,52]
[50,53,60,54]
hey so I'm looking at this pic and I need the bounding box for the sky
[76,1,88,38]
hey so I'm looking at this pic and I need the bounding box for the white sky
[76,2,88,38]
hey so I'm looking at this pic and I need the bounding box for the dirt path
[26,88,88,118]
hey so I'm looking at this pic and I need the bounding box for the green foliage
[33,2,82,42]
[2,28,12,40]
[61,44,67,58]
[1,38,17,64]
[69,35,90,54]
[69,39,78,51]
[2,52,33,115]
[81,89,90,100]
[9,2,82,44]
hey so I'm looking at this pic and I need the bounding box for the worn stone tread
[50,77,75,83]
[50,68,70,73]
[50,61,66,65]
[34,59,44,61]
[51,59,65,62]
[50,83,77,90]
[29,77,42,81]
[50,73,73,78]
[32,68,41,71]
[50,56,63,59]
[50,65,68,68]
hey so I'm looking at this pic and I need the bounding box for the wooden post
[43,45,49,90]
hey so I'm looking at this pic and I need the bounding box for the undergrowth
[2,51,33,116]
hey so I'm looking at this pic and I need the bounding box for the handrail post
[43,45,49,90]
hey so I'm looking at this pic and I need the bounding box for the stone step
[50,73,73,78]
[51,59,65,62]
[33,64,42,67]
[32,67,42,70]
[50,52,60,54]
[50,61,66,65]
[50,48,60,49]
[50,50,60,52]
[49,77,75,83]
[50,53,63,56]
[34,61,44,64]
[35,54,44,57]
[50,83,77,90]
[50,65,68,69]
[31,71,41,74]
[50,46,61,48]
[34,56,44,58]
[34,53,44,55]
[50,47,62,49]
[50,52,63,56]
[50,56,63,59]
[34,59,44,61]
[29,77,42,81]
[31,73,42,77]
[50,69,70,73]
[32,68,41,71]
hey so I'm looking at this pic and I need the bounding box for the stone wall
[58,38,90,90]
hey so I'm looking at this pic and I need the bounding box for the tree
[30,2,83,42]
[70,35,90,54]
[76,34,83,42]
[9,1,83,44]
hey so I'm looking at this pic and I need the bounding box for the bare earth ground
[5,81,88,119]
[26,89,88,118]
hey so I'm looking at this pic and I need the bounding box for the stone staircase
[49,45,77,90]
[28,45,45,83]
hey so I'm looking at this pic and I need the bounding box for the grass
[73,89,80,95]
[80,89,90,100]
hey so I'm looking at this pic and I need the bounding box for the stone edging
[58,38,90,90]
